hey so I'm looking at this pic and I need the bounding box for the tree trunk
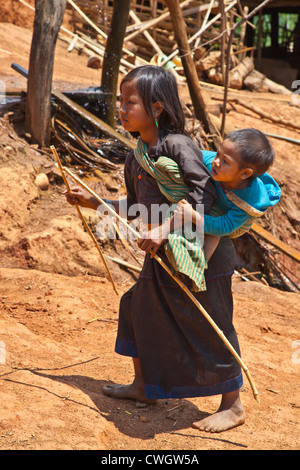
[101,0,131,128]
[164,0,221,150]
[26,0,66,147]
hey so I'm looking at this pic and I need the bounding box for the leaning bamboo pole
[57,159,260,406]
[50,146,119,296]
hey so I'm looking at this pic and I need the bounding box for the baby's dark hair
[225,128,275,177]
[120,65,186,134]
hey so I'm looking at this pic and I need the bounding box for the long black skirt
[115,237,243,399]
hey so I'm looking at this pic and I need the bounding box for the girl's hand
[63,186,98,209]
[137,225,167,258]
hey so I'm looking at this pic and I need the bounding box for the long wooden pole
[165,0,221,150]
[220,0,274,137]
[61,163,260,406]
[50,146,119,296]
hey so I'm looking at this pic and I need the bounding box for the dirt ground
[0,18,300,451]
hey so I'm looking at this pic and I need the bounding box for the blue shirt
[202,151,281,237]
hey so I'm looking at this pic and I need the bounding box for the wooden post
[257,9,263,71]
[101,0,131,128]
[25,0,67,147]
[164,0,221,150]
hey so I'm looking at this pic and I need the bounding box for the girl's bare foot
[193,390,245,433]
[103,358,155,404]
[103,382,156,404]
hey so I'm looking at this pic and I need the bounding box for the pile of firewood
[194,49,290,93]
[61,0,290,94]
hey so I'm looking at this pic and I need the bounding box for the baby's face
[211,139,251,190]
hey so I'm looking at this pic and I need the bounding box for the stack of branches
[50,98,129,192]
[60,0,290,95]
[233,231,300,293]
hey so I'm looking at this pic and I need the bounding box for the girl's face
[119,79,157,144]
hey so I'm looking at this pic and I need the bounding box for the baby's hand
[173,199,195,224]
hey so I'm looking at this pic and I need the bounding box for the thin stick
[160,0,238,66]
[67,0,148,66]
[129,9,164,56]
[193,0,215,49]
[67,0,107,39]
[125,0,193,42]
[103,254,142,273]
[50,146,119,296]
[221,0,274,136]
[63,165,260,405]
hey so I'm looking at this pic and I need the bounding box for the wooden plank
[251,223,300,264]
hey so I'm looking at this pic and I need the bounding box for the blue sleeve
[204,206,252,236]
[202,151,217,172]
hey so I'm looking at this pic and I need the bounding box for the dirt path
[0,21,299,450]
[0,267,299,450]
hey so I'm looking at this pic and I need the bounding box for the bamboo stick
[103,254,142,273]
[165,0,221,150]
[125,0,194,41]
[75,31,137,71]
[67,0,148,66]
[67,0,107,39]
[194,0,215,49]
[160,0,239,66]
[241,268,268,285]
[129,9,164,56]
[62,165,260,406]
[50,146,119,296]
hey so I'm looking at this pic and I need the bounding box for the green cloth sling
[134,137,207,292]
[134,137,254,239]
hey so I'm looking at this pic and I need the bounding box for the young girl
[65,65,246,433]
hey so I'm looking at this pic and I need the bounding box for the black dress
[115,133,243,399]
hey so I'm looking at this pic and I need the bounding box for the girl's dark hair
[120,65,186,135]
[226,128,275,177]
